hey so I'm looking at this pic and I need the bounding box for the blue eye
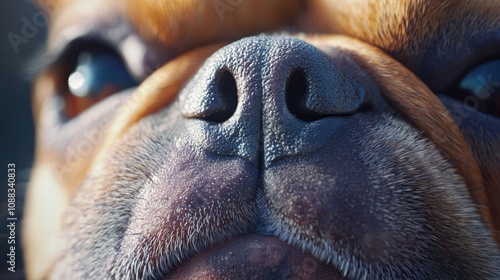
[68,49,136,97]
[452,59,500,117]
[64,47,137,117]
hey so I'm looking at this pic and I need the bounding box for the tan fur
[301,0,500,56]
[127,0,300,58]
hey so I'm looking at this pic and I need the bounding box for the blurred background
[1,0,45,279]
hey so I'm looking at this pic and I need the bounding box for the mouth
[109,146,350,279]
[165,234,344,279]
[107,130,398,280]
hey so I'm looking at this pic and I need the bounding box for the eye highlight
[451,59,500,117]
[61,46,137,118]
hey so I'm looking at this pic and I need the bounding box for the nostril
[205,69,238,123]
[285,63,365,121]
[218,69,238,106]
[181,67,239,123]
[286,68,322,121]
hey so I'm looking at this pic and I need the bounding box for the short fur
[25,0,500,279]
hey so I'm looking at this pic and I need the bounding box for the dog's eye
[450,59,500,117]
[62,46,137,118]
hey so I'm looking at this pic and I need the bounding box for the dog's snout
[180,36,366,164]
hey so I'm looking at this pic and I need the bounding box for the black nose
[180,36,365,165]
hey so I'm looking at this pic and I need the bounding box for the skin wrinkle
[305,35,493,237]
[70,44,223,194]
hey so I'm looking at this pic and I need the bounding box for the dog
[23,0,500,279]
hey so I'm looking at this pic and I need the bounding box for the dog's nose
[180,36,365,165]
